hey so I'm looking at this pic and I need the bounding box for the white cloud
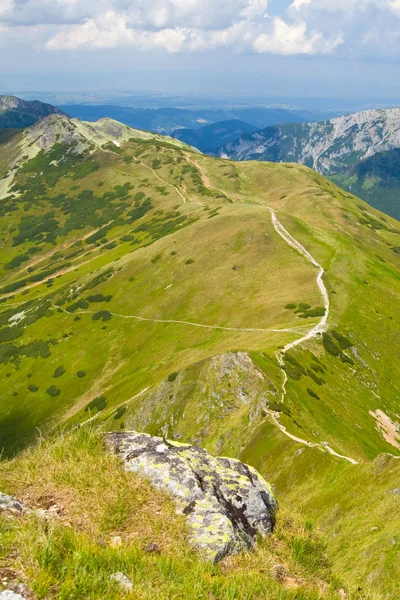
[0,0,399,57]
[253,16,342,54]
[387,0,400,14]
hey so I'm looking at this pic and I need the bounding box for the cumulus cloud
[42,0,341,55]
[0,0,398,56]
[253,17,343,55]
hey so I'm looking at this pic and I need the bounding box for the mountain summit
[0,95,65,128]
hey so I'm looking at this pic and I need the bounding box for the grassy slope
[0,125,400,595]
[0,429,355,600]
[330,149,400,220]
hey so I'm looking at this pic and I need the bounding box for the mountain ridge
[0,95,65,128]
[171,119,258,152]
[0,112,400,595]
[220,107,400,172]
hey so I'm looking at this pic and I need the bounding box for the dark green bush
[53,366,66,378]
[47,385,60,397]
[85,395,107,412]
[307,388,320,400]
[86,294,112,303]
[322,333,341,357]
[92,310,112,322]
[185,259,194,265]
[168,372,178,382]
[114,406,127,420]
[332,330,352,349]
[28,384,39,392]
[76,370,86,378]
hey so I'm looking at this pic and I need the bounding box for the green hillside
[0,115,400,597]
[331,149,400,220]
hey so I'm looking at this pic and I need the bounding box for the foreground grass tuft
[0,429,362,599]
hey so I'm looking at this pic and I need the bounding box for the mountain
[0,110,400,596]
[171,119,258,152]
[219,108,400,217]
[219,108,400,172]
[60,104,330,134]
[0,95,65,128]
[331,148,400,219]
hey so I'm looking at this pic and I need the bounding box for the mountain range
[59,103,330,134]
[0,95,65,128]
[0,99,400,597]
[218,107,400,218]
[171,119,258,152]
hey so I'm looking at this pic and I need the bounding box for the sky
[0,0,399,101]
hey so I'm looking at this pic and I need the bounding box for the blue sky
[0,0,399,99]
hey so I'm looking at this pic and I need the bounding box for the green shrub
[332,330,352,349]
[85,395,107,413]
[86,294,112,303]
[284,354,306,380]
[0,326,24,343]
[92,311,112,322]
[28,384,39,392]
[47,385,60,397]
[322,333,341,357]
[114,406,127,420]
[4,254,30,270]
[53,366,66,378]
[151,254,161,264]
[285,303,297,310]
[76,370,86,378]
[307,370,325,386]
[185,259,194,265]
[307,388,320,400]
[168,372,178,382]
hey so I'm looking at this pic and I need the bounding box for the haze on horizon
[0,0,399,101]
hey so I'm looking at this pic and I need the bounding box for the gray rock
[0,493,24,514]
[0,591,25,600]
[106,431,277,563]
[110,572,133,592]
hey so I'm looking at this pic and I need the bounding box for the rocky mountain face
[220,108,400,176]
[0,96,65,128]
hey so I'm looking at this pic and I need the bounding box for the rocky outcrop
[106,431,277,563]
[0,493,24,514]
[220,107,400,175]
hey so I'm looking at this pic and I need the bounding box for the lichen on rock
[106,431,277,563]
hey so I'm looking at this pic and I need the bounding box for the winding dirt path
[247,204,356,465]
[55,304,307,336]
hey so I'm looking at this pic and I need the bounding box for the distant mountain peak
[220,106,400,175]
[0,95,65,128]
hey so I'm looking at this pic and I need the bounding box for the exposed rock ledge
[106,431,277,563]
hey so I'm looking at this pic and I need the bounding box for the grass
[0,428,367,600]
[0,120,400,596]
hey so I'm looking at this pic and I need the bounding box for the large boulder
[106,431,277,563]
